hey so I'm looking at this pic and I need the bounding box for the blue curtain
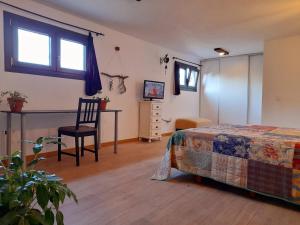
[85,32,102,96]
[174,61,181,95]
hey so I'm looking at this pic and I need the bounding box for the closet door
[248,54,263,124]
[219,56,248,125]
[200,59,219,124]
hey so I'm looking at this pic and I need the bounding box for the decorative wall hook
[160,54,170,75]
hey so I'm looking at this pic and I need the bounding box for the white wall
[262,35,300,128]
[200,54,263,125]
[0,0,200,155]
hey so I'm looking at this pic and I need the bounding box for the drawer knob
[156,119,158,122]
[156,126,158,128]
[156,106,159,108]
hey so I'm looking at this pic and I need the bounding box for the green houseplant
[92,92,110,110]
[0,137,77,225]
[100,96,110,110]
[0,91,28,112]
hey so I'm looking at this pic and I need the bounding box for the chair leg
[75,136,80,166]
[94,134,98,162]
[81,137,84,157]
[58,132,62,162]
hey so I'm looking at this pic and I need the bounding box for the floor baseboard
[26,132,173,161]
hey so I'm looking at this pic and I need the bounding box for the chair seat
[58,125,97,136]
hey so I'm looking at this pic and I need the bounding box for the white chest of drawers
[139,101,162,142]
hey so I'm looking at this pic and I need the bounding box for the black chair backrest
[76,98,101,129]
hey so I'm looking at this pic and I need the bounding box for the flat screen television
[143,80,165,100]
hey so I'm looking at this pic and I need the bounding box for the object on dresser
[139,100,162,143]
[143,80,165,101]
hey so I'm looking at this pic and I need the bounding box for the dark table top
[0,109,122,114]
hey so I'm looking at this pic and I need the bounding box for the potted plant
[92,92,110,110]
[1,91,28,112]
[0,137,77,225]
[100,96,110,110]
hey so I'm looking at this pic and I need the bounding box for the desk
[1,109,122,165]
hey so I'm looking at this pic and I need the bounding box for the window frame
[176,61,199,92]
[4,11,88,80]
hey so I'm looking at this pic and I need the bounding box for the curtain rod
[0,1,104,36]
[172,57,201,67]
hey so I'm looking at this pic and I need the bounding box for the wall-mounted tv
[143,80,165,100]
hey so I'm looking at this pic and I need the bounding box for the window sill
[5,66,85,80]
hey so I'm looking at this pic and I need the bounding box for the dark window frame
[4,11,88,80]
[176,61,199,92]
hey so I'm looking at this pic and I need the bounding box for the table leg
[21,114,26,168]
[98,112,101,150]
[114,111,118,154]
[6,113,12,157]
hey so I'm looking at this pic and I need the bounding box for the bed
[152,124,300,205]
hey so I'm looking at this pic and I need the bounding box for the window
[17,29,51,66]
[4,11,88,80]
[60,39,86,71]
[175,61,199,92]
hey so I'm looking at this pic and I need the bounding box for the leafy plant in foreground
[0,137,77,225]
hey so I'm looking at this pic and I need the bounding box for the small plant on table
[0,91,28,112]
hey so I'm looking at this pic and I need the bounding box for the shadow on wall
[136,81,144,99]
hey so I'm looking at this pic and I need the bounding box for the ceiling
[35,0,300,59]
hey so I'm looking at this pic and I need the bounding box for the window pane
[60,39,85,71]
[188,71,198,87]
[179,68,186,85]
[18,28,50,66]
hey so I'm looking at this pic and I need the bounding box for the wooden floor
[38,137,300,225]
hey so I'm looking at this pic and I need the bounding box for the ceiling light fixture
[214,48,229,56]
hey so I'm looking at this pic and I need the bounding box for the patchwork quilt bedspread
[152,124,300,204]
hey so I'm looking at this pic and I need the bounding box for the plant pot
[100,101,107,110]
[7,98,25,112]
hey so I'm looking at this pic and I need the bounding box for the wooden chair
[58,98,101,166]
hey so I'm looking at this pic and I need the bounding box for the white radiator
[0,131,6,156]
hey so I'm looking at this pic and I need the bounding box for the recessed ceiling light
[214,48,229,56]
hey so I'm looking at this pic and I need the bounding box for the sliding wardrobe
[200,54,263,125]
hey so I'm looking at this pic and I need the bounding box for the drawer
[151,130,161,137]
[152,103,162,110]
[151,123,162,130]
[152,117,161,123]
[152,110,161,117]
